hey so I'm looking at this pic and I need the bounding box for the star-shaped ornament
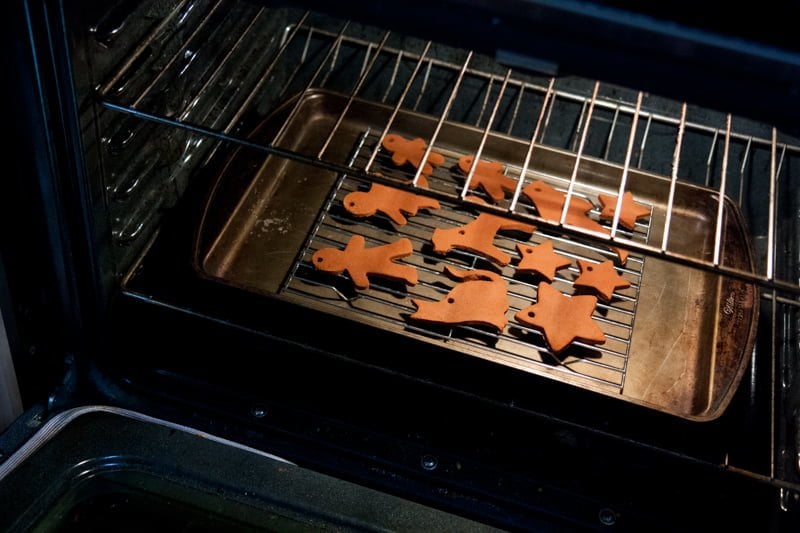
[515,282,605,352]
[516,240,572,281]
[573,260,631,302]
[598,191,650,231]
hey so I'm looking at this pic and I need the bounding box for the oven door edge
[0,405,506,532]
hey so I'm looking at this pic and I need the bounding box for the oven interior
[12,0,800,529]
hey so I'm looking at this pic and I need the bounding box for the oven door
[0,406,502,532]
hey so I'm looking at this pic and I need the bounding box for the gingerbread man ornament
[457,156,518,203]
[312,235,417,290]
[382,134,445,187]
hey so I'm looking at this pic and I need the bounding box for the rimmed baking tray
[195,89,759,421]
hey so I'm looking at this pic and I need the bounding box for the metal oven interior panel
[39,0,800,520]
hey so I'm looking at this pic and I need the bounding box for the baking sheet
[196,89,758,421]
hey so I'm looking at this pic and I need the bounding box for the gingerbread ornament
[598,191,650,231]
[573,259,631,302]
[312,235,417,290]
[410,266,508,332]
[343,183,440,225]
[516,240,572,281]
[515,282,606,352]
[431,213,535,266]
[457,156,518,203]
[382,134,445,187]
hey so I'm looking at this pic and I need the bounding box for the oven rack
[97,5,800,303]
[281,131,648,391]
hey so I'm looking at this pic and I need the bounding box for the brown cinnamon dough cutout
[573,259,631,302]
[343,183,440,225]
[410,266,508,332]
[431,213,535,266]
[311,235,417,290]
[515,282,606,352]
[516,240,572,281]
[457,156,518,203]
[382,134,445,186]
[598,191,650,231]
[414,175,430,189]
[464,195,489,205]
[522,180,628,264]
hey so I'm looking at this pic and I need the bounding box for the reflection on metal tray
[196,90,758,421]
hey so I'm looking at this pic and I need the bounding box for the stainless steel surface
[661,102,686,252]
[196,90,758,420]
[713,115,733,266]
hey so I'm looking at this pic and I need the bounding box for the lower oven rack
[81,1,800,492]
